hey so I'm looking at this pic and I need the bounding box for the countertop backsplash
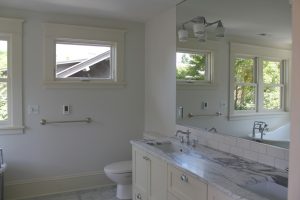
[176,125,289,170]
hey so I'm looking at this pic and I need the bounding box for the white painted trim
[43,23,126,87]
[5,170,113,200]
[229,42,291,119]
[43,80,127,89]
[176,39,221,89]
[0,17,23,133]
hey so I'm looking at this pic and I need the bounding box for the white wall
[176,39,290,137]
[0,8,145,198]
[144,7,176,136]
[288,0,300,199]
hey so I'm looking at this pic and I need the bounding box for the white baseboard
[5,171,114,200]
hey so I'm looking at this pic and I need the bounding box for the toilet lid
[104,160,132,174]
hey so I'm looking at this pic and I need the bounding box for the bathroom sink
[147,141,189,154]
[243,181,287,200]
[157,143,189,154]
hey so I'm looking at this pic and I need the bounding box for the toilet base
[116,184,132,199]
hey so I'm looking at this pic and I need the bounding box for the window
[230,43,290,118]
[0,17,23,133]
[0,40,8,121]
[44,23,125,87]
[262,60,283,110]
[176,50,212,85]
[55,42,113,80]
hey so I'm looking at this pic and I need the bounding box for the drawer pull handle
[180,174,188,182]
[136,193,142,199]
[143,156,150,161]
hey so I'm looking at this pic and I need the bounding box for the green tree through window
[176,52,209,81]
[234,58,256,111]
[233,57,284,112]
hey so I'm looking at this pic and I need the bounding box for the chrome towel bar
[188,112,223,118]
[40,117,92,125]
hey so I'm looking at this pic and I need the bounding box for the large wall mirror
[176,0,291,149]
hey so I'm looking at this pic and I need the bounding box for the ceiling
[177,0,292,46]
[0,0,181,22]
[0,0,291,46]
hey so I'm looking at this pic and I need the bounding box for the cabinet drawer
[168,165,207,200]
[208,184,234,200]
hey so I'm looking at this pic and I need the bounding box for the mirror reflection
[176,0,291,149]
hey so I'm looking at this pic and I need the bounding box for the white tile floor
[24,186,120,200]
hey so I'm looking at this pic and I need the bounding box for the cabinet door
[133,148,149,200]
[132,147,168,200]
[208,185,234,200]
[148,153,167,200]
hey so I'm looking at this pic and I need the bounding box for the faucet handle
[179,136,184,143]
[187,129,191,135]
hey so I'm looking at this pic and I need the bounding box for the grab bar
[40,117,92,125]
[188,112,223,118]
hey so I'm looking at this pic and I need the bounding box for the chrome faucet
[176,129,191,145]
[252,121,268,140]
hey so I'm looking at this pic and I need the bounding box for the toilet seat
[104,160,132,174]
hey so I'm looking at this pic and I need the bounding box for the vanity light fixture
[178,16,225,42]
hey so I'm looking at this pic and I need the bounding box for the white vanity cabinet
[132,147,168,200]
[207,185,234,200]
[132,145,236,200]
[167,165,207,200]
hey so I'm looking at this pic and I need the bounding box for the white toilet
[104,160,132,199]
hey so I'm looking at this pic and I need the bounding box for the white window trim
[0,17,24,134]
[176,39,219,90]
[176,49,213,85]
[229,42,291,120]
[43,23,126,88]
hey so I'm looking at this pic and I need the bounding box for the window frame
[0,17,24,133]
[176,49,213,84]
[233,55,258,114]
[260,57,286,112]
[176,48,214,87]
[229,43,291,120]
[43,23,126,88]
[55,39,115,81]
[0,36,10,124]
[176,40,220,90]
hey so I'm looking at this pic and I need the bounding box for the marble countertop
[131,138,288,200]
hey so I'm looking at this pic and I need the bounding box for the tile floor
[24,186,120,200]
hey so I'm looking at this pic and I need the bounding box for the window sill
[0,126,25,135]
[229,112,289,121]
[176,81,217,90]
[43,80,127,89]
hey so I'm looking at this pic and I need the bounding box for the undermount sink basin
[157,143,189,154]
[146,141,189,154]
[243,181,287,200]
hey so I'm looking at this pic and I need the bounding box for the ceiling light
[178,16,225,42]
[193,23,205,37]
[178,26,188,42]
[215,21,225,38]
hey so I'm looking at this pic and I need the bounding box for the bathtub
[248,123,290,148]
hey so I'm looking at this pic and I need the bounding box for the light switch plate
[28,105,39,114]
[63,105,71,115]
